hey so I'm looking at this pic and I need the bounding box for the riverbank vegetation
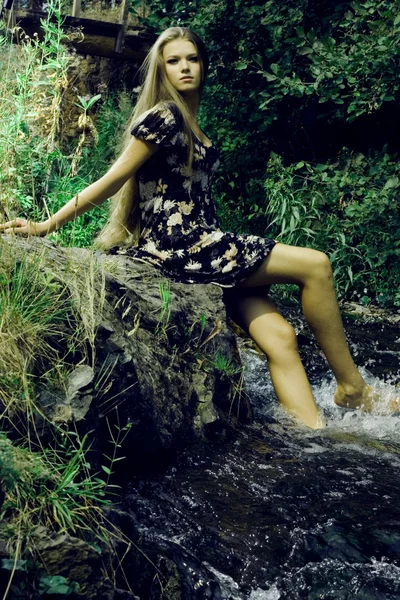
[0,239,132,596]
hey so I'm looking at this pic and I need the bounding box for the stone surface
[31,527,114,600]
[66,365,95,401]
[0,235,250,469]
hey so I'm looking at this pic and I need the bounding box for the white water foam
[249,585,281,599]
[314,367,400,441]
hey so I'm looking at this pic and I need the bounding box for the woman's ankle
[335,373,367,397]
[334,382,373,410]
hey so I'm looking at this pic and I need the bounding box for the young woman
[0,27,394,429]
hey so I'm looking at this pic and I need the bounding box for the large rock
[0,236,251,478]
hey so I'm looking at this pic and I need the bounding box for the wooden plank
[71,0,81,18]
[114,0,129,53]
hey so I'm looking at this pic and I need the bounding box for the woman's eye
[168,59,177,64]
[190,57,199,62]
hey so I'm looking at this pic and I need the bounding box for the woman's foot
[334,384,400,413]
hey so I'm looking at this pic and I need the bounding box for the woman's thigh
[237,243,329,288]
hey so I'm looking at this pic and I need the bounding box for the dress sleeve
[131,103,182,147]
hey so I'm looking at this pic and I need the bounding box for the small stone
[66,365,95,401]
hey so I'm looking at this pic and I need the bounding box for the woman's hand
[0,218,51,237]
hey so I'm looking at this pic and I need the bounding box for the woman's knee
[275,320,298,351]
[307,250,333,285]
[255,318,298,359]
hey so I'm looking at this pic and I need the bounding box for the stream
[123,305,400,599]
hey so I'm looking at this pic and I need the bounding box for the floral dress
[114,102,276,289]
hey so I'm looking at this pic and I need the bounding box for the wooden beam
[114,0,129,53]
[72,0,81,18]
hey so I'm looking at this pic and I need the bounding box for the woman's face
[162,39,202,96]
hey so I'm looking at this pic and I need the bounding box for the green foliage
[247,0,400,122]
[0,246,131,592]
[75,93,102,115]
[155,279,172,337]
[0,0,133,248]
[0,248,71,408]
[45,90,134,247]
[208,351,241,377]
[39,575,80,596]
[0,3,137,588]
[264,148,400,302]
[0,0,73,220]
[0,430,110,534]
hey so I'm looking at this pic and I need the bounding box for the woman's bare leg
[238,244,374,409]
[230,294,323,428]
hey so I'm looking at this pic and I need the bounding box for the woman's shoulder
[131,101,184,146]
[154,101,183,123]
[134,101,183,129]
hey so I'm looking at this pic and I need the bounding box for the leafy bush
[263,149,400,303]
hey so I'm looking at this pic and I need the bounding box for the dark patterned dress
[115,102,276,289]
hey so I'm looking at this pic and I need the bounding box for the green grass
[208,351,241,377]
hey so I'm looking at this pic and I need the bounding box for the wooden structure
[2,0,154,60]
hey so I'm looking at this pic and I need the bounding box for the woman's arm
[0,137,158,236]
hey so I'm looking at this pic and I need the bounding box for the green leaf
[87,93,102,108]
[383,176,399,189]
[307,30,316,44]
[254,54,263,68]
[347,266,354,283]
[39,575,80,596]
[235,61,248,70]
[298,47,313,55]
[1,559,27,571]
[101,465,111,475]
[263,72,277,82]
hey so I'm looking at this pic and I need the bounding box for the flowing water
[124,308,400,599]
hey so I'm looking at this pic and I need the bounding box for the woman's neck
[182,92,200,122]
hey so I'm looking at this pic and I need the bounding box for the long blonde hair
[95,27,209,251]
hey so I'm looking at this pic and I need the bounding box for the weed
[208,351,241,378]
[155,280,172,337]
[70,94,102,176]
[0,423,139,598]
[101,410,133,487]
[0,246,72,414]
